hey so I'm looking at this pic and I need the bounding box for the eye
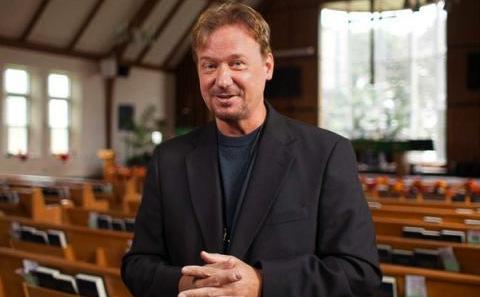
[201,62,217,72]
[230,60,246,70]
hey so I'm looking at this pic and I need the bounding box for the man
[121,2,381,297]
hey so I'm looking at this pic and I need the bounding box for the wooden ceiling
[0,0,261,72]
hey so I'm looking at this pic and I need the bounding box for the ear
[264,52,274,81]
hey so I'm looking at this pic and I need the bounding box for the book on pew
[405,275,427,297]
[421,230,441,241]
[413,248,442,269]
[438,246,460,272]
[96,214,113,230]
[19,226,49,244]
[30,229,49,244]
[55,273,78,294]
[439,230,465,243]
[471,193,480,203]
[125,218,135,232]
[467,230,480,243]
[377,244,392,263]
[46,229,68,248]
[18,226,36,242]
[402,226,425,239]
[0,191,19,204]
[75,273,108,297]
[111,218,125,231]
[452,192,467,202]
[89,212,98,229]
[31,266,61,291]
[391,249,415,266]
[373,276,398,297]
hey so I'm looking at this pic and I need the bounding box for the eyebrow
[199,54,246,62]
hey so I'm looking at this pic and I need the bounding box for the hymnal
[391,249,415,266]
[422,216,442,224]
[96,215,112,230]
[125,218,135,232]
[75,273,108,297]
[47,229,68,248]
[32,266,60,291]
[405,275,427,297]
[30,229,49,244]
[402,227,424,239]
[467,230,480,244]
[111,218,125,231]
[377,244,392,263]
[373,276,398,297]
[89,212,98,229]
[421,230,441,241]
[55,273,78,294]
[440,230,465,243]
[438,246,460,272]
[413,248,442,269]
[471,193,480,203]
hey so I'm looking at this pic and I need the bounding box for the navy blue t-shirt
[217,127,261,233]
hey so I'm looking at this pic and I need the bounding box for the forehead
[197,24,261,59]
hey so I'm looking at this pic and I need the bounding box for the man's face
[196,24,274,123]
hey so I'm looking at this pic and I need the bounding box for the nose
[215,64,233,88]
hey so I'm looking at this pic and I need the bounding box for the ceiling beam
[135,0,184,64]
[20,0,50,42]
[113,0,161,59]
[1,35,101,60]
[67,0,105,51]
[164,0,224,70]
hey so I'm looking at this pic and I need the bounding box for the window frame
[2,66,31,156]
[47,72,72,156]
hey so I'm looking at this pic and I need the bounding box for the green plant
[123,105,165,166]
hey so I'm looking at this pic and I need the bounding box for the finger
[181,265,213,278]
[178,286,228,297]
[201,251,236,265]
[193,269,242,288]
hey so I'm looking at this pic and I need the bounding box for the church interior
[0,0,479,296]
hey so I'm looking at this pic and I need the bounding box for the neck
[216,103,267,137]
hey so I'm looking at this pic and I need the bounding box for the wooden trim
[67,0,105,50]
[104,78,115,149]
[0,36,102,60]
[135,0,184,64]
[113,0,161,58]
[20,0,50,41]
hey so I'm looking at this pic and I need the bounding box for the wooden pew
[0,246,132,297]
[62,207,134,228]
[374,217,480,238]
[0,215,131,268]
[381,263,480,297]
[68,183,109,211]
[377,235,480,275]
[20,188,62,225]
[370,203,480,225]
[367,196,480,210]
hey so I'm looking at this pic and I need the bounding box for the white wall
[0,45,172,177]
[112,68,173,165]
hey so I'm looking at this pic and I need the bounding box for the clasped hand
[178,251,262,297]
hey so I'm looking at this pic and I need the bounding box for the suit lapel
[229,108,296,259]
[185,123,224,253]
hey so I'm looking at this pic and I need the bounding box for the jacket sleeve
[259,138,382,296]
[121,149,182,297]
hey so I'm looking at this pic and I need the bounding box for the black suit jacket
[121,105,382,297]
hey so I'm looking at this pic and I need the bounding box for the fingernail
[235,270,242,280]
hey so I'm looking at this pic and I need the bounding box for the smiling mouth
[214,94,236,100]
